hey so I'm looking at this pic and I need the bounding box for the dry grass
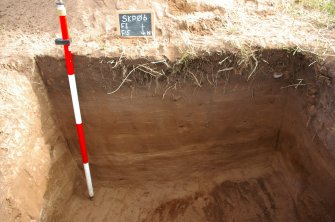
[171,0,335,63]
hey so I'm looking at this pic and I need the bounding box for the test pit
[36,50,335,222]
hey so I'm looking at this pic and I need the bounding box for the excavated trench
[36,50,335,222]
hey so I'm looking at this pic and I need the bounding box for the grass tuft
[297,0,335,15]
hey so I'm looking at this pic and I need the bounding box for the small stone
[273,72,283,79]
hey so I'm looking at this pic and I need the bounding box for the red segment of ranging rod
[55,0,94,198]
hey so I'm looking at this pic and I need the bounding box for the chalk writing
[118,12,153,37]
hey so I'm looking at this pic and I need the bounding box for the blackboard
[117,11,155,37]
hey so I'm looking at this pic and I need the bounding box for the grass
[297,0,335,15]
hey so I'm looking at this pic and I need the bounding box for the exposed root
[107,62,165,94]
[150,59,171,68]
[247,55,259,81]
[162,82,177,100]
[281,79,307,89]
[107,49,125,68]
[107,66,137,94]
[188,71,202,87]
[137,64,165,77]
[218,67,234,73]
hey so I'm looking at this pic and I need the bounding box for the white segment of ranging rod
[57,4,66,16]
[68,75,82,124]
[83,163,94,197]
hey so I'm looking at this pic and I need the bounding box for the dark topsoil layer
[36,50,335,221]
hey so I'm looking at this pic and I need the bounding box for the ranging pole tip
[56,0,64,5]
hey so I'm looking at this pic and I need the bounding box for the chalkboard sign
[117,10,155,37]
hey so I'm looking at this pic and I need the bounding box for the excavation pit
[36,50,335,222]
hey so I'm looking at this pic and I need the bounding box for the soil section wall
[36,51,335,221]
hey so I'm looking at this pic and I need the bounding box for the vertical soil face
[36,51,335,221]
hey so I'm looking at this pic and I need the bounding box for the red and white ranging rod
[55,0,94,198]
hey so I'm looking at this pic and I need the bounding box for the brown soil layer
[36,50,335,221]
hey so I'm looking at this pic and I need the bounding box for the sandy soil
[1,0,335,60]
[1,0,335,221]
